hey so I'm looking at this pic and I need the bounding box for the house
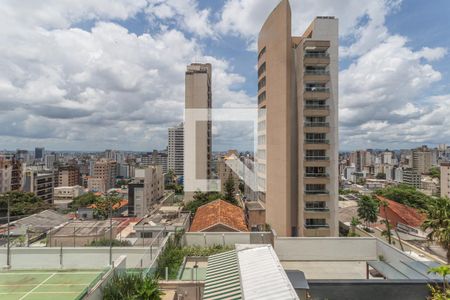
[190,200,248,232]
[376,196,426,232]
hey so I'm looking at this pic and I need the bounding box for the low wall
[86,255,127,300]
[183,232,272,247]
[274,237,378,261]
[0,247,157,269]
[308,280,431,300]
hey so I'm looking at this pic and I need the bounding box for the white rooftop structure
[236,244,299,300]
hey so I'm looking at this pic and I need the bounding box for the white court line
[0,272,100,275]
[19,273,56,300]
[0,283,89,286]
[0,292,81,295]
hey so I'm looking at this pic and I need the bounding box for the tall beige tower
[257,0,338,237]
[184,63,212,201]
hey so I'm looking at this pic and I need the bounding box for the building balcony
[304,139,329,144]
[305,156,329,161]
[304,193,330,201]
[304,87,330,99]
[304,173,329,178]
[304,190,329,194]
[304,224,330,229]
[304,70,330,83]
[305,122,329,127]
[304,106,330,117]
[305,87,329,93]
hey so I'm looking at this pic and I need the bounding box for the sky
[0,0,449,152]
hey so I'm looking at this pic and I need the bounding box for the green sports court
[0,269,106,300]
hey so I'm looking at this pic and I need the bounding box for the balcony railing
[304,139,329,144]
[305,87,329,92]
[305,173,329,178]
[305,207,330,211]
[305,190,329,194]
[304,52,329,58]
[305,122,329,127]
[304,105,329,110]
[304,70,329,75]
[304,224,330,229]
[305,156,329,161]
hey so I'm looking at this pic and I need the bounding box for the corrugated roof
[190,200,248,232]
[236,245,299,300]
[203,250,242,300]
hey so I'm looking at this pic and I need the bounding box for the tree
[376,173,386,179]
[375,184,430,210]
[428,265,450,299]
[380,200,393,244]
[0,191,52,217]
[421,197,450,263]
[69,192,100,210]
[224,174,238,206]
[429,167,441,179]
[357,196,379,229]
[349,217,361,236]
[92,191,121,219]
[90,238,131,247]
[183,191,222,215]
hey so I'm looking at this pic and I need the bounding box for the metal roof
[236,244,299,300]
[203,250,242,300]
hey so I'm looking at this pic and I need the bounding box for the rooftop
[190,200,248,232]
[376,196,426,228]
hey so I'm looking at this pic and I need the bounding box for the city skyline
[1,0,450,151]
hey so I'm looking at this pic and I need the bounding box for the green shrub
[102,272,163,300]
[89,239,131,247]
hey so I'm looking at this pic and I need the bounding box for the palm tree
[421,197,450,263]
[428,265,450,297]
[380,200,392,244]
[350,217,361,236]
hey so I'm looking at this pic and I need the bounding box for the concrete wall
[308,280,430,300]
[183,232,272,247]
[86,255,127,300]
[274,237,378,261]
[0,247,157,269]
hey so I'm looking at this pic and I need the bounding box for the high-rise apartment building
[168,123,184,176]
[91,159,117,192]
[441,162,450,198]
[56,165,81,187]
[412,146,432,174]
[23,169,54,203]
[218,150,241,195]
[256,0,338,236]
[132,165,164,216]
[35,147,45,161]
[184,63,212,201]
[0,156,12,193]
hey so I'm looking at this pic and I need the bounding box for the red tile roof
[376,195,426,228]
[190,199,248,232]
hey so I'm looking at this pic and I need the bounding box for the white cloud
[0,0,254,150]
[145,0,214,37]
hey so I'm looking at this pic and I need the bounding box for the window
[258,91,266,104]
[258,76,266,90]
[306,150,326,157]
[305,218,327,227]
[305,201,327,210]
[258,62,266,77]
[305,184,326,191]
[258,47,266,60]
